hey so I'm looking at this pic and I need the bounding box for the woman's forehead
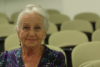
[20,12,44,25]
[21,12,44,21]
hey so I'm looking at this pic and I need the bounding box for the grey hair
[16,4,50,32]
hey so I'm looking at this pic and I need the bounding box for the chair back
[49,14,70,24]
[11,12,19,22]
[79,60,100,67]
[92,29,100,41]
[72,41,100,67]
[95,20,100,30]
[74,12,99,22]
[0,17,9,24]
[49,30,88,46]
[61,20,93,33]
[4,33,19,51]
[0,24,16,37]
[46,9,60,15]
[0,12,8,19]
[47,22,58,34]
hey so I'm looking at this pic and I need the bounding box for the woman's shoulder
[45,45,65,59]
[0,47,21,66]
[4,47,21,55]
[0,47,21,59]
[41,45,66,66]
[0,47,20,56]
[0,48,20,59]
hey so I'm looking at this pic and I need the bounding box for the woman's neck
[22,45,44,57]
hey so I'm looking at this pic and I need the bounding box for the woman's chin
[24,43,38,48]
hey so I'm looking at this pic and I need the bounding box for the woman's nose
[29,29,35,36]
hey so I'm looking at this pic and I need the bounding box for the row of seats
[0,9,62,23]
[1,19,100,32]
[0,23,100,44]
[3,33,100,67]
[46,21,100,44]
[0,10,99,23]
[0,9,99,21]
[0,12,100,32]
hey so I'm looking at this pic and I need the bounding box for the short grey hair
[16,4,50,32]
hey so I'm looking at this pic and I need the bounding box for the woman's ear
[44,29,48,39]
[44,32,47,39]
[16,27,20,40]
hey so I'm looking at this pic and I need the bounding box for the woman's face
[17,11,46,47]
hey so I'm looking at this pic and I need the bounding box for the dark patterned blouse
[0,45,66,67]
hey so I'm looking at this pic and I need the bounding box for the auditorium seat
[0,24,16,38]
[79,60,100,67]
[45,22,58,44]
[95,19,100,30]
[92,29,100,41]
[49,14,70,31]
[11,11,20,23]
[4,33,19,51]
[72,41,100,67]
[0,12,8,20]
[74,12,100,31]
[46,9,60,15]
[60,20,93,41]
[0,17,9,24]
[48,30,88,46]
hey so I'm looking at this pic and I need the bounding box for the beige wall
[0,0,100,20]
[0,0,63,20]
[63,0,100,20]
[0,0,5,12]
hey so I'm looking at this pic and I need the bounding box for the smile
[27,39,36,42]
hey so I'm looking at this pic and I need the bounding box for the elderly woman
[0,4,66,67]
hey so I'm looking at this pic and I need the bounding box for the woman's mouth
[27,39,36,42]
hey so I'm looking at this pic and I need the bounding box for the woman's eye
[23,26,29,29]
[35,26,41,30]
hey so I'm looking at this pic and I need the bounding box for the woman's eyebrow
[23,23,29,25]
[22,23,30,27]
[34,24,42,27]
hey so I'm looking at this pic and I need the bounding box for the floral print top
[0,45,66,67]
